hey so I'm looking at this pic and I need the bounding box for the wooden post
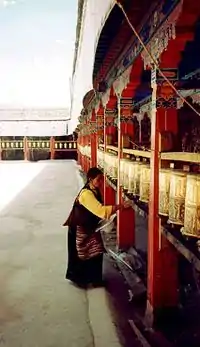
[91,132,97,167]
[50,136,55,160]
[77,136,80,165]
[117,95,135,249]
[0,138,2,161]
[146,68,178,325]
[23,137,28,161]
[83,133,87,173]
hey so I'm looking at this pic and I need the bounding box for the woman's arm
[79,189,128,219]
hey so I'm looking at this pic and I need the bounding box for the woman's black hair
[86,167,103,182]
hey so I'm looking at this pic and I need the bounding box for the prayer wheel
[182,173,200,238]
[104,152,110,177]
[159,169,171,216]
[128,161,141,196]
[107,153,113,178]
[105,153,116,178]
[123,160,130,190]
[120,159,129,188]
[168,170,187,225]
[111,155,118,179]
[139,164,150,203]
[97,149,104,169]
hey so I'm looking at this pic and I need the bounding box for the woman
[63,167,130,288]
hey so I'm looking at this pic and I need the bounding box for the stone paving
[0,160,121,347]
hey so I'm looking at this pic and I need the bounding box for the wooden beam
[161,152,200,164]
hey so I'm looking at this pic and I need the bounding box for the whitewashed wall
[69,0,115,133]
[0,108,69,121]
[0,121,68,136]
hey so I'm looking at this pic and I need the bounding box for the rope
[115,1,200,118]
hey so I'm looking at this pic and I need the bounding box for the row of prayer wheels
[120,158,150,203]
[159,169,200,238]
[97,150,151,203]
[97,150,200,239]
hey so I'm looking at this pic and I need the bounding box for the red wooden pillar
[0,138,2,161]
[105,107,117,146]
[104,184,116,205]
[50,136,55,160]
[91,132,97,167]
[90,110,97,167]
[147,78,179,323]
[77,135,81,165]
[86,125,90,172]
[23,136,28,161]
[104,108,117,205]
[117,96,135,249]
[103,107,117,204]
[80,132,84,169]
[82,132,86,172]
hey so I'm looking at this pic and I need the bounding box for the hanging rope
[115,1,200,118]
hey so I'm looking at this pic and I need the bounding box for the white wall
[0,121,68,136]
[69,0,115,133]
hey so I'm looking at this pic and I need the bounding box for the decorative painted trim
[156,97,177,108]
[113,65,132,96]
[105,108,117,115]
[177,89,200,109]
[101,88,111,107]
[107,0,183,86]
[141,1,183,68]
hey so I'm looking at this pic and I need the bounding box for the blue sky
[0,0,77,107]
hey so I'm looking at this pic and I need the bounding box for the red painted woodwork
[116,101,135,248]
[117,191,135,249]
[91,133,97,167]
[94,0,153,88]
[105,184,116,206]
[23,137,28,161]
[76,0,200,317]
[0,141,2,161]
[50,136,55,160]
[146,3,198,309]
[147,105,179,310]
[147,0,200,313]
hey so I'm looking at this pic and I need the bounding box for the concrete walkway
[0,160,121,347]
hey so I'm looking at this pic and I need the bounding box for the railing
[0,139,77,160]
[0,140,77,151]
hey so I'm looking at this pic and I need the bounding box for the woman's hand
[112,200,132,214]
[122,200,132,209]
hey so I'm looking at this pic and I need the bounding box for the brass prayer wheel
[104,152,111,177]
[182,173,200,238]
[128,161,141,196]
[168,170,187,225]
[159,169,171,216]
[123,160,130,190]
[109,154,118,179]
[120,159,129,188]
[97,149,104,169]
[139,164,150,203]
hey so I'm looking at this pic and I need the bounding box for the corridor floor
[0,160,121,347]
